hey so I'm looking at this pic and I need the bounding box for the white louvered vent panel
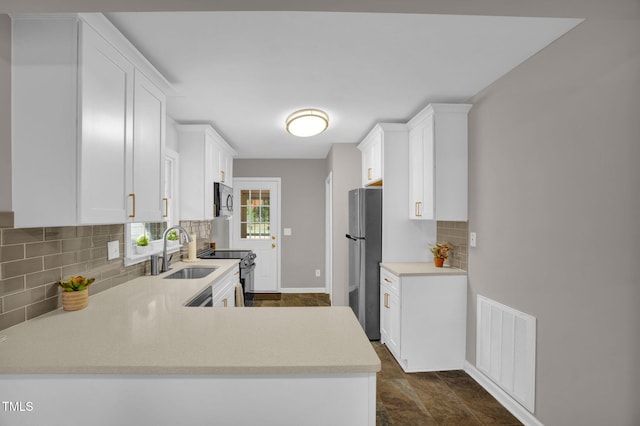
[476,295,536,413]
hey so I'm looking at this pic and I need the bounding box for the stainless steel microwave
[214,182,233,217]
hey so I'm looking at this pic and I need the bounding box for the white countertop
[0,260,380,375]
[380,262,467,276]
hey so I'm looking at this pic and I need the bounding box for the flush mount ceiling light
[285,109,329,137]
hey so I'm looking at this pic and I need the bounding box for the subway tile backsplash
[436,221,469,271]
[0,219,147,331]
[179,220,212,250]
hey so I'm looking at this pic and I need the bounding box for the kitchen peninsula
[0,259,380,425]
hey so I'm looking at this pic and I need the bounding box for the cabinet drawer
[380,268,399,295]
[212,269,234,299]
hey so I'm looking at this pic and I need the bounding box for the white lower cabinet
[212,267,240,308]
[380,267,467,372]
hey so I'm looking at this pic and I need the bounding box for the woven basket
[62,289,89,311]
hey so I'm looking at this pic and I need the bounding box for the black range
[197,249,256,297]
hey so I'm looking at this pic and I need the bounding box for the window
[124,150,179,265]
[240,189,270,239]
[129,222,167,247]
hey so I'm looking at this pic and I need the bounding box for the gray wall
[0,15,11,212]
[326,143,361,306]
[234,159,326,290]
[467,16,640,426]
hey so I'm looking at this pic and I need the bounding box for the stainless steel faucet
[153,225,193,274]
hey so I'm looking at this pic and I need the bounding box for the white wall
[0,15,11,212]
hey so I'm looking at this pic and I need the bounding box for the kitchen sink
[163,267,218,279]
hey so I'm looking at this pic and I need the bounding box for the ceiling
[105,12,581,159]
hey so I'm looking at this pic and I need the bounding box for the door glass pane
[240,189,271,239]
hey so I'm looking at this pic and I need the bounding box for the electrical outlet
[469,232,477,248]
[107,241,120,260]
[315,269,321,277]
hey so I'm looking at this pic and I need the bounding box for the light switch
[283,228,292,236]
[107,241,120,260]
[469,232,477,248]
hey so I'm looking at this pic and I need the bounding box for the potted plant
[136,233,150,254]
[167,230,179,246]
[59,275,95,311]
[430,242,452,267]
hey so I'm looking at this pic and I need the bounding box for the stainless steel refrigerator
[346,188,382,340]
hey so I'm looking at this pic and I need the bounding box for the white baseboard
[464,361,544,426]
[279,287,328,294]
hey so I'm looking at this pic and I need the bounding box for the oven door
[214,182,233,217]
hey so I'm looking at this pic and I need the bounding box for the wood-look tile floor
[251,292,331,307]
[253,293,522,426]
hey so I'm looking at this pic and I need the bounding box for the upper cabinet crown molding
[80,13,173,95]
[11,13,167,227]
[408,103,471,221]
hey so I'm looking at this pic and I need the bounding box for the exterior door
[232,178,281,293]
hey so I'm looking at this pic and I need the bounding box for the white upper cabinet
[357,127,383,187]
[212,134,236,187]
[11,14,170,227]
[178,124,236,220]
[407,104,471,221]
[78,22,133,225]
[130,69,166,222]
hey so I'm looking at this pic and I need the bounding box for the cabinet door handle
[384,278,392,283]
[129,194,136,218]
[221,170,225,182]
[384,293,389,309]
[163,197,169,218]
[415,201,422,217]
[368,167,372,180]
[223,298,228,307]
[213,203,217,216]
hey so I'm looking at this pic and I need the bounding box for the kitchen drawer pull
[163,197,169,218]
[384,278,392,283]
[129,193,136,218]
[384,293,389,309]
